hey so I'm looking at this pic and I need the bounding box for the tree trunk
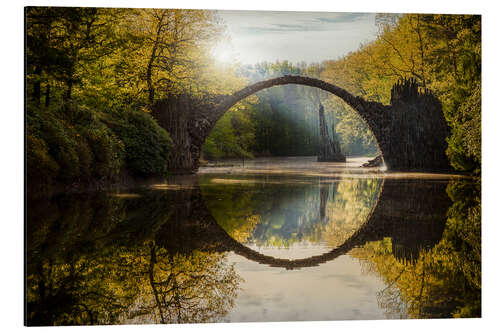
[146,14,165,107]
[44,83,50,107]
[32,66,41,105]
[147,54,155,106]
[64,80,73,101]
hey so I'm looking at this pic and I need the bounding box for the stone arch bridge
[152,75,450,174]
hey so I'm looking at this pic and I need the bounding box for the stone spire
[317,103,346,162]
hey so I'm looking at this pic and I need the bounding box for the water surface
[26,157,481,325]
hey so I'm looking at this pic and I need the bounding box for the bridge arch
[153,75,449,173]
[210,75,386,163]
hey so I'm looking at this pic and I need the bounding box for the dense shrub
[27,103,125,187]
[100,109,173,176]
[446,81,481,173]
[27,102,173,192]
[26,134,60,184]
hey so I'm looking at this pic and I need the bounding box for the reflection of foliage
[27,245,145,325]
[199,177,263,243]
[201,176,381,248]
[321,179,381,248]
[128,245,242,324]
[26,190,242,325]
[444,179,481,292]
[351,179,481,318]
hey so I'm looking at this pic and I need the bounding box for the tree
[116,9,223,107]
[321,14,481,171]
[26,7,124,105]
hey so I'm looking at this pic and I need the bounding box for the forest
[26,8,481,193]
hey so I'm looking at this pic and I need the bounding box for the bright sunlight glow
[211,41,239,65]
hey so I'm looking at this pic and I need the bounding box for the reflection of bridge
[153,76,449,174]
[154,177,450,270]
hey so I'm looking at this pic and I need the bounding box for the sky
[211,10,379,65]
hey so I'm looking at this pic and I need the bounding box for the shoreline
[27,156,470,199]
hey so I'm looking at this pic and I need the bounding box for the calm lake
[26,157,481,325]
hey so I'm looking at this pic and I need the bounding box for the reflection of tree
[351,179,481,318]
[26,190,242,325]
[201,176,382,248]
[321,178,381,248]
[27,245,144,325]
[199,176,262,243]
[376,266,409,319]
[319,182,332,222]
[130,243,242,324]
[26,194,136,325]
